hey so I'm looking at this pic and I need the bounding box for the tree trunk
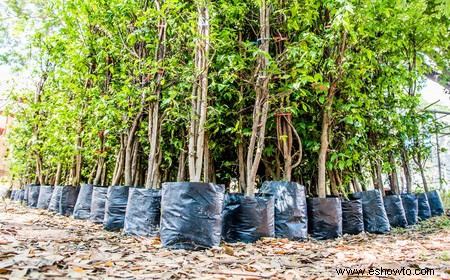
[124,111,143,186]
[245,0,270,196]
[188,1,210,182]
[401,147,412,193]
[237,128,246,192]
[177,134,187,182]
[111,134,125,186]
[375,158,385,195]
[328,169,338,196]
[419,164,429,192]
[203,132,210,182]
[73,116,83,186]
[54,162,62,186]
[131,139,140,185]
[145,0,166,189]
[33,69,49,186]
[317,105,331,198]
[93,133,106,185]
[389,153,400,194]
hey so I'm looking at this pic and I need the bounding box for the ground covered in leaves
[0,201,449,280]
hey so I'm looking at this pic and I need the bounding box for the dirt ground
[0,200,449,279]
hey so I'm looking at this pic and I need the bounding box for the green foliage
[1,0,449,191]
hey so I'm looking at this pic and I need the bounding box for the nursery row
[8,182,445,250]
[5,0,450,203]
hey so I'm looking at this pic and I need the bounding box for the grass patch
[416,215,450,234]
[441,191,450,208]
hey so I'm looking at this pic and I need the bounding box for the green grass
[416,215,450,234]
[441,191,450,208]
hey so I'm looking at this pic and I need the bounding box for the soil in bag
[353,190,390,234]
[425,190,444,217]
[341,199,364,235]
[48,186,63,212]
[383,195,408,228]
[90,186,108,223]
[307,197,342,240]
[37,186,54,209]
[222,194,275,243]
[73,184,93,219]
[260,181,307,240]
[103,186,130,231]
[27,184,41,208]
[160,182,224,250]
[123,188,161,237]
[417,193,431,221]
[401,193,418,225]
[59,186,80,216]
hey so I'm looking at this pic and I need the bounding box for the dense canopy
[2,0,450,197]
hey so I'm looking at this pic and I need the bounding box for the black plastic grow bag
[13,190,21,201]
[48,186,62,212]
[307,197,342,240]
[383,195,408,228]
[417,193,431,221]
[401,193,418,225]
[10,190,16,200]
[17,189,25,202]
[36,186,54,209]
[161,182,225,250]
[90,186,108,223]
[260,181,307,240]
[59,186,80,216]
[222,193,275,243]
[341,199,364,235]
[123,188,161,237]
[425,190,444,217]
[353,190,390,234]
[23,185,30,205]
[27,184,41,208]
[73,184,93,220]
[103,186,130,231]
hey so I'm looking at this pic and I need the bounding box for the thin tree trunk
[375,158,385,195]
[389,153,400,194]
[245,0,270,196]
[189,1,210,182]
[131,139,140,185]
[237,114,247,192]
[203,133,210,182]
[124,111,143,186]
[73,116,83,186]
[177,134,187,182]
[317,104,331,198]
[93,134,106,185]
[111,135,125,186]
[54,162,62,186]
[401,146,412,193]
[146,0,166,188]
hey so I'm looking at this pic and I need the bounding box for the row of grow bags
[18,182,445,251]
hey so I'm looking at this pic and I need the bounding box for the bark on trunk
[177,134,187,182]
[389,153,400,194]
[375,158,385,196]
[401,146,413,193]
[111,134,125,186]
[188,1,210,182]
[145,0,166,189]
[245,0,271,196]
[54,162,62,186]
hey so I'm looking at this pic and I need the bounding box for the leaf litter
[0,200,449,279]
